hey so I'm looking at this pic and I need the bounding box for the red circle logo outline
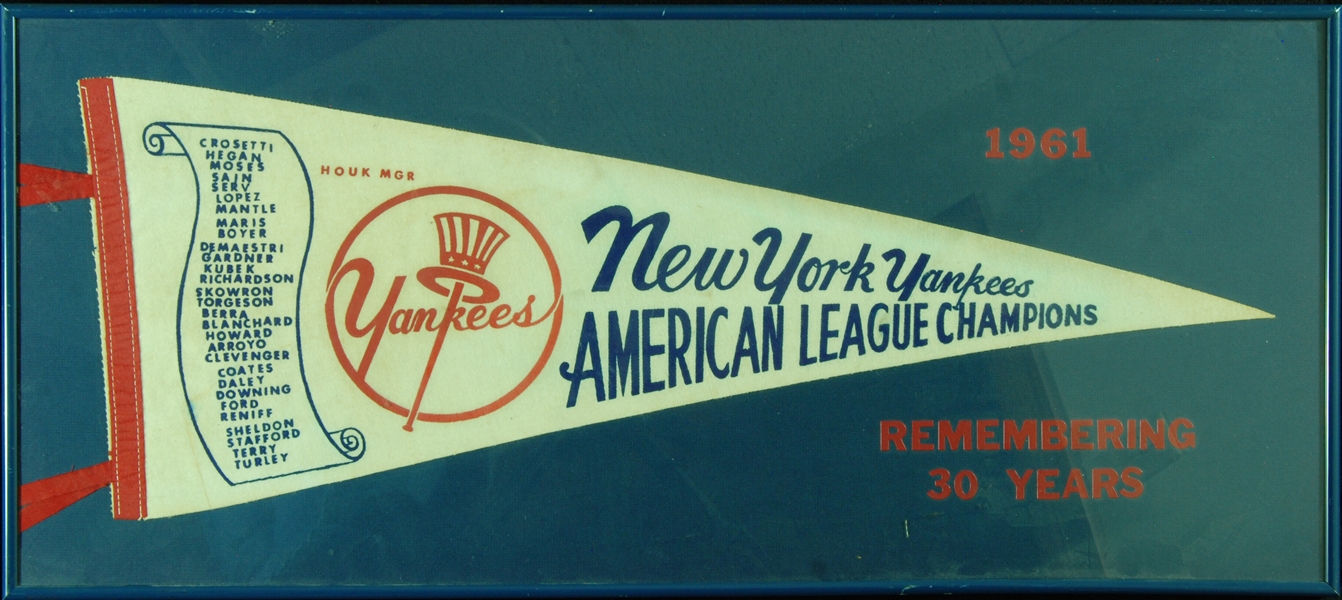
[325,186,564,423]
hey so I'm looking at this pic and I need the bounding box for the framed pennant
[3,5,1338,597]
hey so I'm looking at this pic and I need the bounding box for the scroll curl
[142,124,186,156]
[330,428,366,461]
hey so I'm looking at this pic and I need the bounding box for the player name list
[181,135,308,475]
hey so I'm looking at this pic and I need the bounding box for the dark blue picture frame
[1,4,1338,597]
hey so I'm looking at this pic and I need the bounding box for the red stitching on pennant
[80,78,147,521]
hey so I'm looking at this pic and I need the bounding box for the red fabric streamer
[17,164,96,206]
[19,461,115,531]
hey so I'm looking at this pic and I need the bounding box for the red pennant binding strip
[19,461,115,531]
[17,164,97,206]
[80,78,148,521]
[17,79,148,528]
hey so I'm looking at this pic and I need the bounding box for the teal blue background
[14,18,1327,585]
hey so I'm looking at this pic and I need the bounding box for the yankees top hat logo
[326,187,563,429]
[416,213,509,304]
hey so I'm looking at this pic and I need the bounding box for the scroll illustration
[144,123,364,485]
[16,77,1271,527]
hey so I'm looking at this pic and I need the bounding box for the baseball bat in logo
[326,187,563,430]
